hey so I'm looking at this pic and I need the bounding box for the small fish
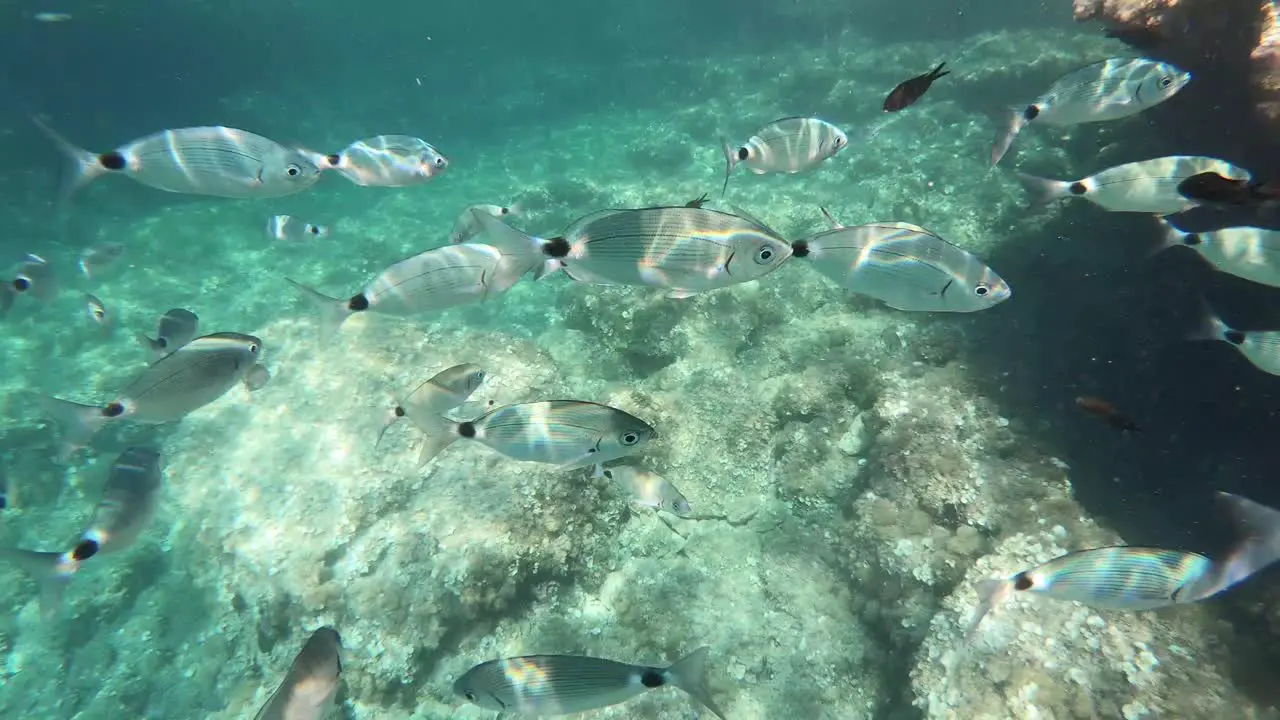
[721,117,848,196]
[136,307,200,361]
[1156,219,1280,288]
[1015,156,1251,215]
[883,61,950,112]
[254,627,343,720]
[287,242,523,341]
[991,58,1191,166]
[323,135,448,187]
[472,205,793,298]
[244,364,271,392]
[0,447,162,615]
[38,333,263,460]
[603,465,692,516]
[1074,396,1140,432]
[454,647,725,719]
[968,492,1280,634]
[449,203,519,244]
[416,400,656,473]
[79,241,125,280]
[32,118,322,202]
[267,215,328,241]
[1176,171,1261,206]
[1,253,58,316]
[34,12,72,22]
[1190,308,1280,377]
[790,213,1010,312]
[84,293,113,331]
[377,363,489,464]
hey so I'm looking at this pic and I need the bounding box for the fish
[991,58,1191,166]
[1156,219,1280,288]
[721,117,848,196]
[136,307,200,361]
[79,241,125,280]
[1,253,59,316]
[1015,156,1251,215]
[883,61,950,112]
[603,465,692,517]
[0,447,162,615]
[31,118,323,201]
[84,293,113,331]
[37,332,263,460]
[244,364,271,392]
[454,647,725,719]
[254,626,343,720]
[968,492,1280,634]
[286,242,523,341]
[1190,308,1280,377]
[267,215,329,241]
[416,400,657,473]
[471,205,793,298]
[323,135,448,187]
[34,12,72,22]
[1176,171,1262,207]
[377,363,490,464]
[789,213,1010,312]
[449,203,519,244]
[1074,396,1140,432]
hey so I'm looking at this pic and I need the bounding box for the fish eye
[13,276,30,291]
[974,283,990,297]
[309,226,322,235]
[1159,76,1173,88]
[435,157,446,167]
[464,691,476,701]
[248,342,260,353]
[754,246,777,265]
[286,164,301,177]
[500,207,510,215]
[620,431,640,446]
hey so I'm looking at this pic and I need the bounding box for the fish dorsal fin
[726,205,782,236]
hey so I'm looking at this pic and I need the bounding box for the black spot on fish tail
[156,337,169,349]
[791,240,810,258]
[72,539,99,560]
[1023,105,1039,121]
[458,421,477,438]
[543,237,570,259]
[12,277,29,292]
[99,151,127,171]
[640,669,665,688]
[737,147,749,161]
[102,402,125,418]
[1069,182,1088,196]
[1225,330,1246,345]
[393,406,406,417]
[1183,233,1203,246]
[348,294,370,311]
[324,153,341,166]
[1013,572,1033,591]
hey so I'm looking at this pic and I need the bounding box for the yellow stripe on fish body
[1016,546,1213,610]
[464,400,656,468]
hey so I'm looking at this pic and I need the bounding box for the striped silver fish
[792,214,1009,312]
[32,118,322,200]
[417,400,656,472]
[78,241,125,280]
[38,332,263,460]
[255,627,343,720]
[324,135,448,187]
[1192,310,1280,376]
[454,647,725,718]
[722,117,848,195]
[1157,220,1280,288]
[267,214,329,241]
[1016,156,1250,215]
[377,363,489,464]
[135,307,200,362]
[0,447,162,615]
[287,243,518,341]
[991,58,1191,165]
[603,465,692,516]
[450,203,518,244]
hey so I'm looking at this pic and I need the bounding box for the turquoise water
[1,3,1279,719]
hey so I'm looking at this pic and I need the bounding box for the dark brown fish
[1075,396,1141,432]
[883,62,949,113]
[684,193,709,209]
[1177,171,1258,206]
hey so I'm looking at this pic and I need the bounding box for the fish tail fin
[1205,493,1280,596]
[532,258,562,281]
[719,137,737,198]
[931,61,950,79]
[415,414,461,468]
[966,578,1013,638]
[471,210,549,290]
[133,332,167,362]
[30,115,107,205]
[1013,172,1070,206]
[665,646,727,720]
[1185,300,1230,343]
[1149,216,1198,260]
[34,395,106,463]
[991,107,1028,166]
[284,278,351,342]
[0,548,77,618]
[0,285,15,318]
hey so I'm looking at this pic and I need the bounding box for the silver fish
[84,293,113,331]
[0,447,162,615]
[324,135,448,187]
[32,118,322,200]
[454,647,725,718]
[79,241,125,280]
[244,364,271,392]
[287,243,517,341]
[603,465,692,516]
[1157,220,1280,288]
[1016,156,1251,215]
[450,203,519,244]
[991,58,1191,165]
[792,213,1010,312]
[721,117,848,195]
[417,400,656,472]
[267,215,329,241]
[377,364,488,462]
[255,627,343,720]
[1192,310,1280,376]
[136,307,200,361]
[38,332,263,460]
[473,205,792,298]
[968,493,1280,634]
